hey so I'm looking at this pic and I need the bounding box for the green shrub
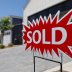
[0,44,5,49]
[8,43,13,47]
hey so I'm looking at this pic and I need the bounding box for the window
[12,18,22,25]
[4,31,11,35]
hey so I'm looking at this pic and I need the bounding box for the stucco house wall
[23,0,65,25]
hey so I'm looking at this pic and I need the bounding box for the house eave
[23,0,31,10]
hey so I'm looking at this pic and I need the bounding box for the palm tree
[0,17,14,44]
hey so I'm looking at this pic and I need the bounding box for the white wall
[23,0,65,25]
[3,30,12,46]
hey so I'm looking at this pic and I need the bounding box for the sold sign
[23,10,72,58]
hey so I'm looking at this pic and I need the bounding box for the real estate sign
[23,10,72,58]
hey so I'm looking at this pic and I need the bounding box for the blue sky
[0,0,28,18]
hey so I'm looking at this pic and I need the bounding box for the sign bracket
[33,52,63,72]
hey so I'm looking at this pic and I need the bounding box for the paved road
[0,45,71,72]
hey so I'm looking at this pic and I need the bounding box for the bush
[0,44,5,49]
[8,43,13,47]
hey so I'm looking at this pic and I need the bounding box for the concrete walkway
[44,61,72,72]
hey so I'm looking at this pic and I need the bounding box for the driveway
[0,45,71,72]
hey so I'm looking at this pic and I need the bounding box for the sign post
[34,55,35,72]
[60,53,63,72]
[33,52,63,72]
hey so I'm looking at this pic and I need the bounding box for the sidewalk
[44,61,72,72]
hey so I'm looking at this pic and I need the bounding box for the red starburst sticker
[23,10,72,58]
